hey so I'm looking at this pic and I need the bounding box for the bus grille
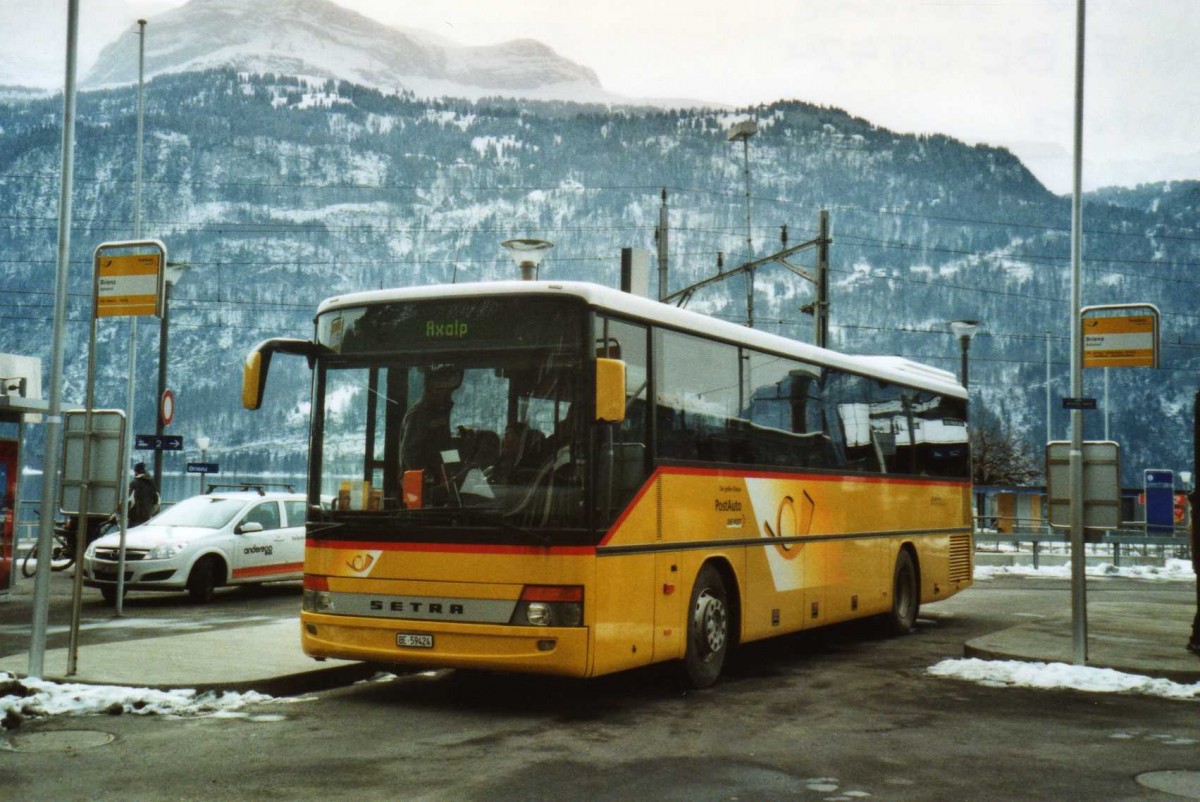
[948,534,972,583]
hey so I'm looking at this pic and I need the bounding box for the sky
[4,0,1199,193]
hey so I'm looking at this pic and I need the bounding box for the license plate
[396,632,434,649]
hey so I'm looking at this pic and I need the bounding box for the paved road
[3,571,1199,801]
[0,568,302,659]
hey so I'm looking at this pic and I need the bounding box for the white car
[83,487,309,604]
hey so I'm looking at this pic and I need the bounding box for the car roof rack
[203,482,297,496]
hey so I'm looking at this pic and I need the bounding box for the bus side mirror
[242,349,268,410]
[595,358,626,423]
[242,338,325,411]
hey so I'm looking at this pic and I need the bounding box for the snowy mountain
[1,71,1198,493]
[82,0,608,102]
[0,0,175,91]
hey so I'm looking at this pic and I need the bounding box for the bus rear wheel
[680,564,730,689]
[886,549,919,635]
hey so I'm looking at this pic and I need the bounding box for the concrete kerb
[0,619,377,695]
[964,600,1200,684]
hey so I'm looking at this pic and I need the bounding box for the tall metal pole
[1046,332,1052,446]
[959,337,971,390]
[1068,0,1089,665]
[815,209,830,348]
[115,19,148,618]
[29,0,81,679]
[1103,367,1110,440]
[742,135,754,327]
[657,188,669,301]
[154,281,171,489]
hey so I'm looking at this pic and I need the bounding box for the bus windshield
[314,297,586,534]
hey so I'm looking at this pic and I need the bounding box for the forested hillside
[3,70,1198,491]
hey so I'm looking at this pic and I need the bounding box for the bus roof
[316,280,966,399]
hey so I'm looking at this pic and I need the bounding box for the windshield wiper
[465,510,551,547]
[389,506,550,546]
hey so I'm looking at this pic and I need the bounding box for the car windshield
[148,496,246,529]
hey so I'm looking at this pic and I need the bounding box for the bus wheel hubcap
[694,591,727,658]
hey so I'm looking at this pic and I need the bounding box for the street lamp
[153,261,189,493]
[727,119,757,327]
[948,320,981,390]
[196,435,210,495]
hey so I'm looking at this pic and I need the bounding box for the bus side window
[595,317,649,523]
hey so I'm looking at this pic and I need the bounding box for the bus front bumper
[300,612,591,677]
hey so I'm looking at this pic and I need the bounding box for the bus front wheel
[886,549,919,635]
[680,564,730,689]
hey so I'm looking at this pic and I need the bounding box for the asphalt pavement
[1,560,1198,694]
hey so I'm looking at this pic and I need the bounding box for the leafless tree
[971,420,1040,486]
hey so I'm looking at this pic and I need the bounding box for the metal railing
[974,516,1192,568]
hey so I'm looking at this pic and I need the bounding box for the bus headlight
[511,585,583,627]
[303,589,334,612]
[302,575,334,612]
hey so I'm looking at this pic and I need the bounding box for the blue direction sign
[1144,469,1175,534]
[135,434,183,451]
[186,462,219,475]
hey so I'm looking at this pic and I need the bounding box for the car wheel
[679,564,730,689]
[186,556,221,604]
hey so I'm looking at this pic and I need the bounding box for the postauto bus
[243,280,972,688]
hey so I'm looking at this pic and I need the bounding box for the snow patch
[1,673,298,730]
[928,659,1200,701]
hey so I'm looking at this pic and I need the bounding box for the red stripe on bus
[305,540,596,556]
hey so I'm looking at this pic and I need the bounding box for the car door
[231,500,286,581]
[280,499,308,573]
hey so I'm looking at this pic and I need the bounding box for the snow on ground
[0,673,299,731]
[928,659,1200,702]
[929,558,1200,702]
[975,557,1195,582]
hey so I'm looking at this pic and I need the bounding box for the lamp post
[196,435,210,495]
[727,119,757,327]
[153,261,188,493]
[948,320,981,390]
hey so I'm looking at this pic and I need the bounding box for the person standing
[399,366,463,474]
[129,462,159,526]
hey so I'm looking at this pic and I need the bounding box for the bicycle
[19,515,116,578]
[20,523,76,577]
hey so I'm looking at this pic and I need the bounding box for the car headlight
[148,542,187,560]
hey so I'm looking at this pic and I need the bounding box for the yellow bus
[244,280,972,687]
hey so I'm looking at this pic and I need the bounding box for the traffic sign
[95,251,162,318]
[160,389,176,427]
[186,462,219,474]
[1081,305,1160,369]
[135,434,183,451]
[1144,469,1175,534]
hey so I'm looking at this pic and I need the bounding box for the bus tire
[886,549,919,635]
[186,556,222,604]
[680,564,730,689]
